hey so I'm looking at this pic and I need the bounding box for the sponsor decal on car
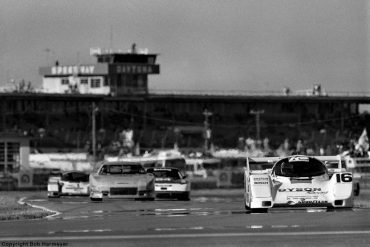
[287,198,328,205]
[288,156,309,162]
[156,178,172,182]
[254,182,269,184]
[307,191,328,195]
[287,195,319,200]
[252,177,269,184]
[278,187,322,192]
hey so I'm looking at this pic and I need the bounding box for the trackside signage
[51,65,95,75]
[114,64,159,74]
[39,64,109,76]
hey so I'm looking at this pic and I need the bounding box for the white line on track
[61,201,89,204]
[1,231,370,242]
[18,197,61,219]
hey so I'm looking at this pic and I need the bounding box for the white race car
[47,171,90,198]
[244,155,355,212]
[146,167,191,201]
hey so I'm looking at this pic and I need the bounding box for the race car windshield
[61,172,89,182]
[164,158,186,171]
[100,164,146,175]
[150,170,182,179]
[273,157,327,177]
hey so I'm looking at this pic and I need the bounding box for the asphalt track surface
[1,190,370,247]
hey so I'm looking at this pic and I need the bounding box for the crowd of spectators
[236,135,369,158]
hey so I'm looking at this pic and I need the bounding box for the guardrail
[149,89,370,97]
[2,87,370,98]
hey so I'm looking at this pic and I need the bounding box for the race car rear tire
[354,183,360,196]
[48,195,60,199]
[178,193,190,201]
[90,197,103,202]
[251,208,268,213]
[135,197,155,201]
[245,205,268,213]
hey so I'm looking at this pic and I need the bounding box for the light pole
[250,109,264,141]
[92,102,99,163]
[203,109,212,153]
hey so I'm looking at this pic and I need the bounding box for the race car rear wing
[313,155,346,172]
[246,157,279,173]
[246,155,345,173]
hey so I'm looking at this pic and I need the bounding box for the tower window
[61,78,69,85]
[91,78,101,88]
[104,77,109,86]
[80,78,88,84]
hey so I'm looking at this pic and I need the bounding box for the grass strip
[0,191,52,221]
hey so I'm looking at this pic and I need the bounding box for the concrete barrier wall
[29,153,93,172]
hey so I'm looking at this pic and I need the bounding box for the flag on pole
[358,128,369,151]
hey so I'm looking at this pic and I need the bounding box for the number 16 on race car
[336,173,352,183]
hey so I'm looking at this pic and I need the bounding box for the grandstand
[0,90,369,155]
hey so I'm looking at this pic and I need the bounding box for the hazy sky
[0,0,368,92]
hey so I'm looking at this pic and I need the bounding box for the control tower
[39,43,160,96]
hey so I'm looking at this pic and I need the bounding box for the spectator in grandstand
[292,139,306,155]
[319,145,325,156]
[312,84,321,96]
[262,137,275,157]
[341,140,356,157]
[276,138,292,157]
[283,87,291,96]
[237,136,245,151]
[336,143,345,155]
[354,144,367,157]
[245,138,264,157]
[305,144,316,156]
[84,140,92,154]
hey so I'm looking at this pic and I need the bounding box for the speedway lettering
[51,65,95,75]
[278,188,321,192]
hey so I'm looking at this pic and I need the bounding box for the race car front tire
[178,192,190,201]
[90,197,103,202]
[245,205,268,213]
[354,183,360,196]
[48,192,60,198]
[245,202,268,213]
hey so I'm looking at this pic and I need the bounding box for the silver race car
[47,171,90,198]
[244,155,355,212]
[89,161,155,201]
[146,167,191,200]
